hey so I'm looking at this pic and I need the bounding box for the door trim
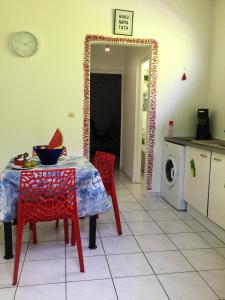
[83,34,159,191]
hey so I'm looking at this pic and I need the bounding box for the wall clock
[12,31,38,57]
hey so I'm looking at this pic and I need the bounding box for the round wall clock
[12,31,38,57]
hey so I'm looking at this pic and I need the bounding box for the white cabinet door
[208,152,225,230]
[184,146,211,216]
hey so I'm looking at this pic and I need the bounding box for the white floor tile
[12,226,31,243]
[66,238,104,257]
[0,243,28,264]
[15,283,66,300]
[98,210,125,224]
[66,256,110,281]
[168,233,211,250]
[128,221,163,235]
[200,269,225,299]
[32,222,65,242]
[79,222,99,238]
[145,250,194,274]
[117,195,137,203]
[181,248,225,270]
[19,258,65,286]
[118,202,144,212]
[107,253,153,277]
[141,201,168,211]
[101,236,141,254]
[136,234,177,252]
[130,191,146,196]
[121,210,153,222]
[158,272,218,300]
[114,275,168,300]
[116,190,133,196]
[0,288,16,300]
[198,231,225,248]
[216,247,225,258]
[0,262,22,288]
[67,279,117,300]
[133,194,151,202]
[98,222,131,237]
[156,220,193,233]
[148,210,180,221]
[25,241,65,261]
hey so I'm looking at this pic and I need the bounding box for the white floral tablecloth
[0,156,111,222]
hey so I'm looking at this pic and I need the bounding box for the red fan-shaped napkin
[48,129,63,149]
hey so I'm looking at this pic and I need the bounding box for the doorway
[90,73,122,165]
[83,35,158,191]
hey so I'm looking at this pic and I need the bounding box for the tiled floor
[1,172,225,299]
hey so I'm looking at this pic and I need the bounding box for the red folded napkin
[48,129,63,149]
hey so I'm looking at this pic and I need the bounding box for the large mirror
[83,34,158,191]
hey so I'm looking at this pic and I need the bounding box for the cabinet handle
[213,157,222,162]
[200,154,207,158]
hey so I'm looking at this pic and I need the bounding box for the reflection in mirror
[83,35,158,190]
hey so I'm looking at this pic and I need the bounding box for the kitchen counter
[165,137,225,154]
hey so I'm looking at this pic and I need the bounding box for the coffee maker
[196,109,211,140]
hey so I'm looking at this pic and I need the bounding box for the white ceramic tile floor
[181,248,225,270]
[1,171,225,299]
[145,250,194,274]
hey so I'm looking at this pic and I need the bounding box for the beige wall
[208,0,225,139]
[0,0,213,192]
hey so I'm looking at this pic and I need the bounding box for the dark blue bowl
[33,145,64,165]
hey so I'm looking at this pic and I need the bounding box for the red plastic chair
[93,151,122,235]
[32,147,67,229]
[13,168,84,285]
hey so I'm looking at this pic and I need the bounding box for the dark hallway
[90,73,122,164]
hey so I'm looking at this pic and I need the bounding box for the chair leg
[73,217,84,272]
[31,223,37,244]
[12,221,24,285]
[55,220,59,228]
[63,219,69,245]
[71,221,76,246]
[111,187,122,236]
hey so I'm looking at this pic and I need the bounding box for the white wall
[91,45,124,73]
[0,0,213,192]
[208,0,225,139]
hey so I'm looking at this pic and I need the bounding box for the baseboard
[187,204,225,243]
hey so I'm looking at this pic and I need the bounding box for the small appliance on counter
[196,108,211,140]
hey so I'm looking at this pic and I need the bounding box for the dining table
[0,155,112,259]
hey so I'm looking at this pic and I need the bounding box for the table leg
[4,222,14,259]
[88,215,97,249]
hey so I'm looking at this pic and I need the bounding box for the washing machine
[161,141,186,210]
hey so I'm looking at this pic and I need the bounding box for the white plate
[9,163,35,170]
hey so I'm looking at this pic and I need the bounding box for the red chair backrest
[19,168,77,223]
[93,151,115,195]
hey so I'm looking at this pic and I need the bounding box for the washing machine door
[164,156,177,187]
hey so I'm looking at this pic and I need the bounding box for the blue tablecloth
[0,156,111,222]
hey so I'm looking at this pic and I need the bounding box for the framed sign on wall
[114,9,134,36]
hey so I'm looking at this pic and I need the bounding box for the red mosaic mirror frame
[83,34,158,190]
